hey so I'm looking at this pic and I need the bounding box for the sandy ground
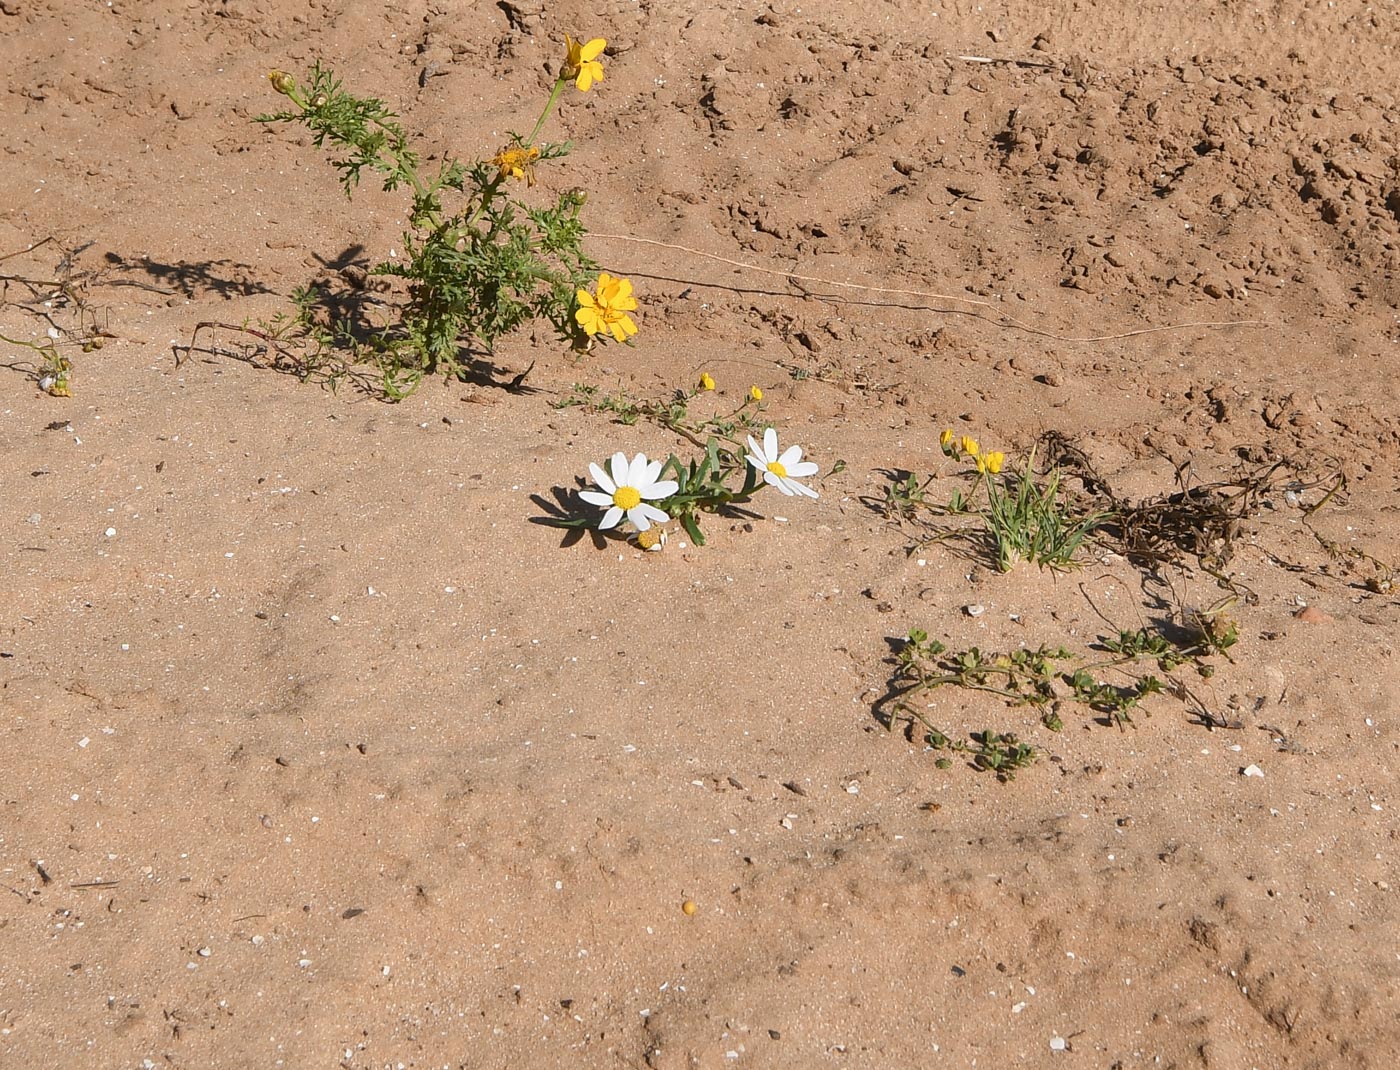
[3,1,1399,1067]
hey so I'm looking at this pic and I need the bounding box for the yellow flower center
[766,460,789,479]
[612,486,642,510]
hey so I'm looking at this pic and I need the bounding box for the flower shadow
[528,487,609,549]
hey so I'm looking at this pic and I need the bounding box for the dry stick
[590,233,1267,344]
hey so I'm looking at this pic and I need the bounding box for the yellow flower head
[959,435,980,459]
[939,428,955,454]
[699,372,716,391]
[490,144,540,186]
[564,35,606,92]
[575,272,639,343]
[983,450,1005,474]
[749,385,763,402]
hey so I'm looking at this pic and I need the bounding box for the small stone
[681,899,697,916]
[1242,764,1265,778]
[1294,605,1332,623]
[964,604,986,618]
[1050,1036,1067,1051]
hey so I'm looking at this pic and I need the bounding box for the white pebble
[105,527,117,538]
[1050,1036,1067,1051]
[964,604,986,617]
[1242,764,1265,778]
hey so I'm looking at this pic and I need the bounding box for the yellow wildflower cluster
[490,144,540,186]
[576,272,639,342]
[940,428,1004,474]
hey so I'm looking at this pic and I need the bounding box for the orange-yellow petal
[608,313,638,342]
[576,305,605,336]
[580,37,606,62]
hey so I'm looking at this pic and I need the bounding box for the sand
[2,1,1398,1067]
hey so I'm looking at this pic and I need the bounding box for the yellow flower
[983,450,1005,474]
[698,372,716,391]
[749,385,763,402]
[563,35,606,91]
[959,435,980,459]
[575,272,639,343]
[490,144,540,186]
[940,428,954,450]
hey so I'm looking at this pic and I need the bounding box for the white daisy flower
[746,428,820,498]
[579,451,679,531]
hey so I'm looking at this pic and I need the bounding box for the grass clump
[879,431,1110,572]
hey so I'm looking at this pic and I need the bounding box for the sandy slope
[2,1,1399,1067]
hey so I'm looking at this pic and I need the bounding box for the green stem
[527,78,569,146]
[460,77,567,234]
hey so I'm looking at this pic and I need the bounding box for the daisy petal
[588,462,615,494]
[633,502,670,527]
[778,444,803,468]
[786,460,819,478]
[579,490,614,508]
[599,506,623,530]
[610,451,630,488]
[628,452,649,487]
[640,479,678,499]
[642,459,663,485]
[746,453,766,473]
[764,470,792,494]
[790,480,819,499]
[746,435,763,459]
[763,427,778,460]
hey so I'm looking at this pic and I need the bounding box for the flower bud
[310,91,329,108]
[749,385,763,402]
[698,372,715,391]
[268,70,296,96]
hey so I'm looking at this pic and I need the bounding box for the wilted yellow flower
[698,372,716,391]
[491,144,540,186]
[959,435,980,458]
[268,70,296,96]
[749,385,763,402]
[575,272,638,343]
[563,35,606,91]
[983,450,1005,474]
[940,428,954,451]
